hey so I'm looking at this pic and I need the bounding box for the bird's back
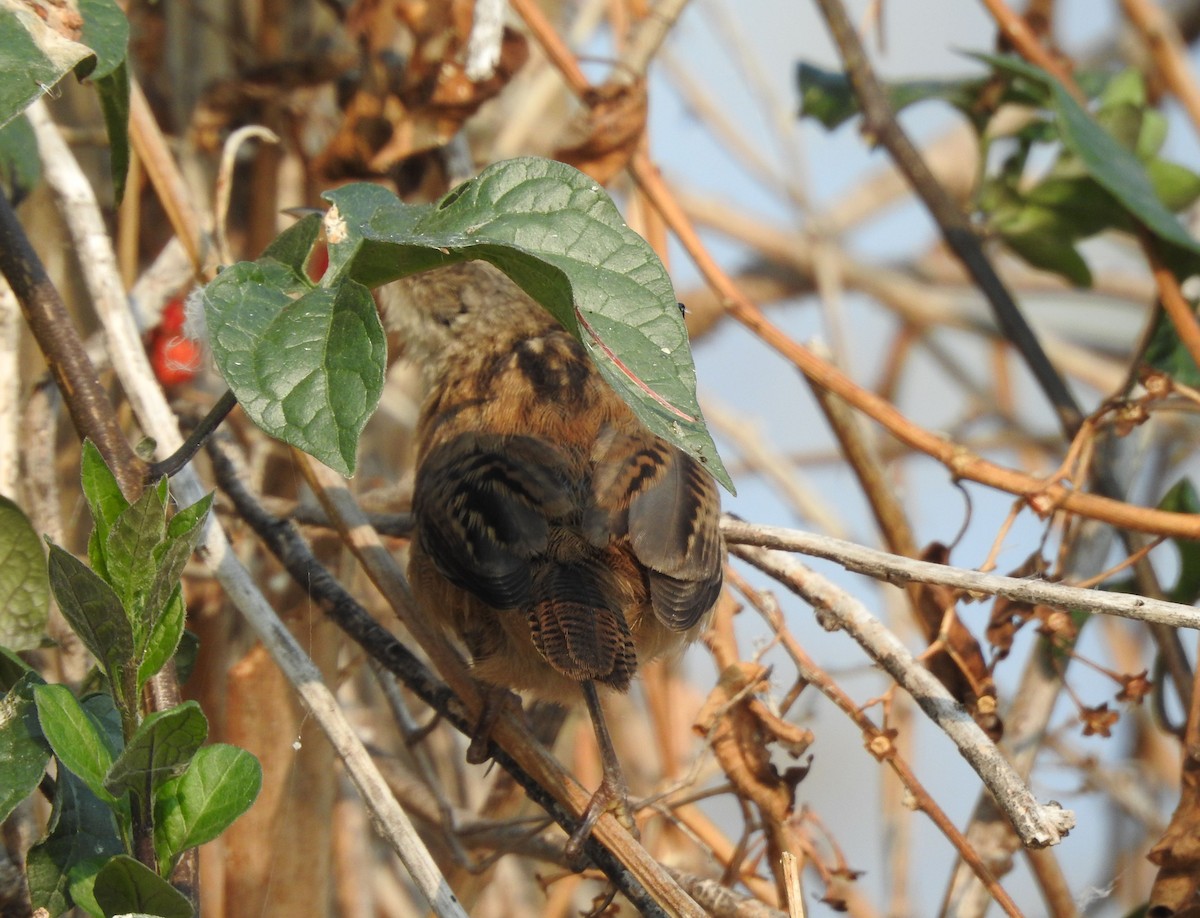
[400,263,723,701]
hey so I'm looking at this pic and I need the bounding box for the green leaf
[81,440,129,578]
[0,8,95,129]
[34,683,118,805]
[80,692,124,761]
[93,855,194,918]
[1137,109,1168,161]
[27,769,123,917]
[1022,175,1128,233]
[173,631,200,686]
[0,673,50,824]
[167,491,213,542]
[139,492,211,647]
[201,263,385,476]
[976,53,1200,254]
[0,495,50,651]
[138,587,186,690]
[65,856,109,918]
[0,114,40,202]
[323,158,732,490]
[104,701,207,802]
[1148,159,1200,212]
[105,479,168,630]
[78,0,129,80]
[95,62,130,204]
[0,645,36,692]
[1145,307,1200,387]
[997,221,1092,287]
[796,61,987,130]
[155,743,261,869]
[47,544,135,689]
[261,212,323,279]
[1159,480,1200,604]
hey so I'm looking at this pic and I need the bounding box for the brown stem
[0,193,146,496]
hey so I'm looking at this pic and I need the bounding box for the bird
[388,260,724,849]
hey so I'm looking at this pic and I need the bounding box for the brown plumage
[391,262,724,704]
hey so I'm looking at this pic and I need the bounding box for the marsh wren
[390,261,723,846]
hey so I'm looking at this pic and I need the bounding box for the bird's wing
[589,427,724,630]
[415,433,574,610]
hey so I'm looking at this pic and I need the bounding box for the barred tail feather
[527,564,636,690]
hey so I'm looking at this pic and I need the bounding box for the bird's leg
[466,683,522,765]
[565,680,638,863]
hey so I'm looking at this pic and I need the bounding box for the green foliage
[1146,306,1200,388]
[200,156,732,490]
[0,446,259,917]
[797,55,1200,288]
[0,0,130,200]
[1157,479,1200,605]
[0,115,40,203]
[0,496,49,652]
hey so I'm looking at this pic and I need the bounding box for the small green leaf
[1136,109,1168,161]
[0,114,40,202]
[0,495,50,651]
[1158,480,1200,604]
[138,587,186,690]
[1148,159,1200,212]
[0,9,95,129]
[167,491,213,542]
[1145,307,1200,387]
[796,61,988,130]
[47,544,135,688]
[139,492,211,648]
[0,645,36,692]
[80,692,123,761]
[95,61,130,203]
[105,480,168,629]
[104,701,207,801]
[976,53,1200,254]
[155,743,262,869]
[324,158,732,490]
[26,769,123,917]
[93,855,194,918]
[174,631,200,686]
[1023,176,1128,233]
[65,856,109,918]
[81,440,129,577]
[34,683,118,805]
[261,212,323,279]
[202,263,385,476]
[0,673,51,824]
[998,223,1092,287]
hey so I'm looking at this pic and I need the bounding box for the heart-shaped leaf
[200,260,385,476]
[323,158,731,490]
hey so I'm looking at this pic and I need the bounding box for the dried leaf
[555,78,649,185]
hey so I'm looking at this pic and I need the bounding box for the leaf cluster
[0,445,260,918]
[200,158,733,490]
[798,55,1200,287]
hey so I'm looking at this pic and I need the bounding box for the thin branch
[720,518,1200,631]
[729,541,1076,850]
